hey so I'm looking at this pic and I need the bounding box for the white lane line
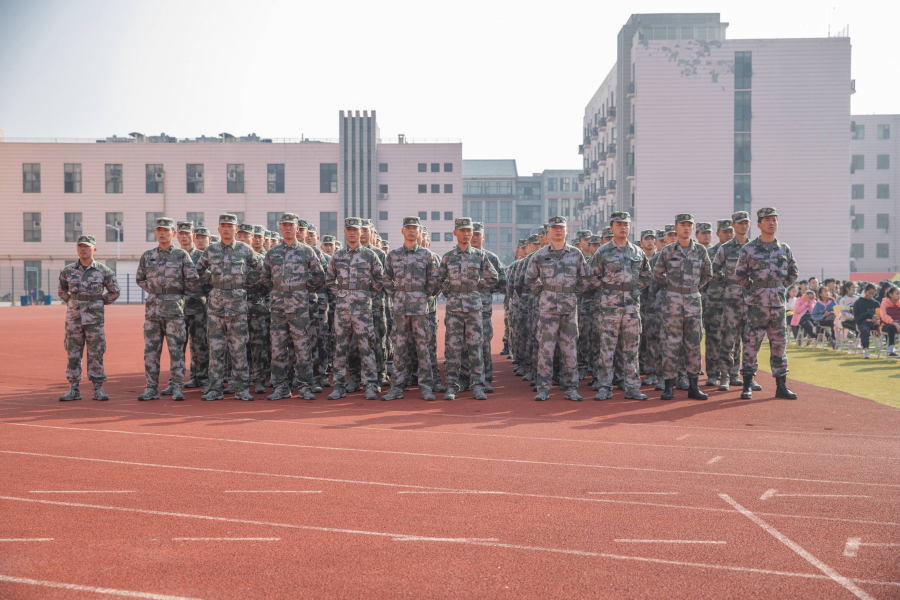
[760,489,872,501]
[614,539,726,544]
[0,573,202,599]
[760,488,778,500]
[706,456,724,465]
[0,538,54,542]
[398,491,505,495]
[588,492,680,496]
[2,450,898,527]
[676,434,691,441]
[30,490,136,494]
[223,491,322,494]
[844,537,900,558]
[173,537,279,541]
[2,496,899,589]
[719,494,874,600]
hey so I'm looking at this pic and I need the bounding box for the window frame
[64,212,83,242]
[226,164,245,194]
[145,164,164,194]
[22,163,41,193]
[23,211,42,242]
[186,164,204,194]
[105,164,123,194]
[64,163,82,194]
[106,212,123,242]
[267,163,285,194]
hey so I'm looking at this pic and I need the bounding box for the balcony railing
[599,151,608,163]
[590,161,599,172]
[627,82,635,95]
[578,144,584,155]
[608,106,617,119]
[628,124,634,136]
[578,173,585,182]
[608,179,617,190]
[607,143,617,155]
[591,127,599,138]
[599,117,607,130]
[598,187,607,196]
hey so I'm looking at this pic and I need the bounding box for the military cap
[576,229,592,239]
[472,221,485,233]
[588,235,603,244]
[402,216,422,227]
[757,207,778,220]
[517,238,527,248]
[334,241,342,248]
[76,234,96,247]
[219,213,238,225]
[308,223,318,233]
[155,217,176,230]
[731,211,750,223]
[640,229,656,239]
[455,217,474,230]
[252,225,265,236]
[601,227,613,238]
[345,217,363,229]
[610,211,631,224]
[237,223,254,234]
[664,224,676,234]
[362,218,375,228]
[279,212,299,224]
[695,222,712,234]
[264,230,275,239]
[272,232,282,240]
[526,234,540,244]
[674,213,694,224]
[210,235,222,243]
[195,227,210,237]
[572,232,582,242]
[176,220,194,233]
[548,216,567,226]
[717,219,734,231]
[297,219,310,230]
[321,235,336,244]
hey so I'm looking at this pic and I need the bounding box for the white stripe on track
[0,538,53,542]
[719,494,874,600]
[0,574,203,599]
[614,540,726,544]
[707,456,724,465]
[30,490,135,493]
[172,537,279,541]
[223,490,322,494]
[2,450,898,527]
[0,495,897,589]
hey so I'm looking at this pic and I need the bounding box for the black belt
[450,284,479,293]
[399,284,425,292]
[664,284,699,295]
[338,282,371,291]
[151,287,183,295]
[281,283,307,292]
[604,283,638,292]
[542,284,576,293]
[71,293,102,301]
[213,283,243,290]
[751,279,783,289]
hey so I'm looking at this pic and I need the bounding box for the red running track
[1,305,899,599]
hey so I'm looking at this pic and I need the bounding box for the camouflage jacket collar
[453,245,477,255]
[750,236,783,251]
[154,245,175,255]
[402,243,421,253]
[674,239,703,253]
[222,240,239,250]
[284,240,302,249]
[76,260,101,271]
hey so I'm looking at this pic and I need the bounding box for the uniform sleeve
[479,253,499,291]
[424,254,439,298]
[652,248,667,286]
[574,253,588,294]
[711,244,727,283]
[784,246,799,288]
[58,269,70,303]
[524,254,541,296]
[699,248,712,290]
[370,253,385,294]
[183,253,199,293]
[588,252,603,292]
[493,256,507,294]
[325,253,338,294]
[637,252,651,290]
[260,252,274,292]
[196,250,211,285]
[382,254,396,298]
[104,268,121,304]
[735,246,751,290]
[308,249,326,291]
[437,255,450,296]
[135,254,150,292]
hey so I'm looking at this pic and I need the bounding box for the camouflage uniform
[438,218,500,398]
[514,238,540,379]
[524,218,588,399]
[712,216,750,388]
[426,246,442,389]
[637,229,657,382]
[58,236,120,397]
[306,242,330,388]
[194,214,265,398]
[589,216,651,399]
[472,222,507,385]
[246,225,270,391]
[182,236,210,389]
[135,226,199,394]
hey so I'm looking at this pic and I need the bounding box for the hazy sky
[0,0,896,174]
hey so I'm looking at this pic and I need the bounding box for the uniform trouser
[719,302,746,379]
[529,304,540,373]
[384,301,394,371]
[703,301,725,379]
[373,302,387,379]
[248,312,270,385]
[639,309,655,376]
[64,316,107,384]
[515,297,531,368]
[184,311,209,385]
[741,305,789,377]
[208,313,250,393]
[482,308,494,382]
[536,311,578,393]
[316,310,329,382]
[327,309,336,370]
[143,318,187,389]
[270,311,311,392]
[444,310,484,391]
[503,297,510,346]
[427,310,441,383]
[661,312,703,380]
[334,310,377,389]
[391,314,433,389]
[596,307,641,393]
[577,302,591,372]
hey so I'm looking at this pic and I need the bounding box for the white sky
[0,0,896,174]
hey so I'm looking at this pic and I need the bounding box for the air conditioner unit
[33,221,41,228]
[115,221,123,227]
[154,172,163,181]
[75,221,82,227]
[378,193,388,200]
[228,172,237,180]
[267,172,277,182]
[197,219,204,226]
[196,172,204,179]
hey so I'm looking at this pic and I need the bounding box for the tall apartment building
[0,111,462,295]
[581,13,853,278]
[849,115,898,274]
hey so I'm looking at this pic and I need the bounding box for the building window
[444,163,453,172]
[146,212,163,242]
[187,164,204,193]
[465,201,481,221]
[561,177,570,191]
[734,134,751,173]
[877,124,891,139]
[735,91,751,131]
[22,163,40,193]
[267,212,280,232]
[484,227,495,246]
[230,211,245,223]
[23,212,41,242]
[379,163,388,172]
[105,164,124,194]
[853,124,865,140]
[485,201,497,223]
[320,212,338,238]
[877,184,890,199]
[186,212,205,228]
[851,155,865,172]
[227,164,244,193]
[444,184,453,194]
[444,232,453,242]
[444,211,453,221]
[877,244,890,259]
[734,175,751,213]
[379,184,388,194]
[145,164,164,193]
[877,214,890,231]
[319,163,338,193]
[851,184,865,200]
[466,181,483,195]
[431,163,440,173]
[852,213,864,232]
[64,212,83,242]
[431,232,440,242]
[734,51,752,90]
[500,227,513,247]
[106,212,123,242]
[500,201,512,222]
[517,205,542,223]
[431,184,440,193]
[850,244,864,259]
[267,164,285,193]
[418,163,427,173]
[418,184,427,194]
[877,155,890,169]
[547,178,558,192]
[486,181,499,195]
[381,232,389,241]
[379,211,389,221]
[561,198,571,217]
[64,163,82,193]
[431,211,441,221]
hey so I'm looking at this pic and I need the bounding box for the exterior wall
[849,114,899,273]
[541,169,584,238]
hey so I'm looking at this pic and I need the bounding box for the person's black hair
[824,278,835,285]
[887,286,900,299]
[864,283,877,293]
[841,281,855,296]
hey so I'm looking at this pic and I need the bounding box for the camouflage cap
[362,218,375,229]
[195,227,210,237]
[548,216,567,226]
[526,234,540,244]
[252,225,266,236]
[588,235,603,244]
[695,222,712,234]
[176,220,194,233]
[76,234,96,247]
[717,219,734,231]
[345,217,363,229]
[655,230,666,241]
[321,235,336,244]
[280,212,299,224]
[455,217,474,230]
[577,229,592,239]
[472,221,485,233]
[572,232,582,243]
[237,223,254,234]
[675,213,695,224]
[155,217,176,230]
[517,238,527,248]
[403,216,421,227]
[601,227,613,238]
[210,235,222,243]
[664,224,676,235]
[757,207,778,220]
[640,229,656,239]
[272,232,282,240]
[219,213,238,225]
[609,211,631,224]
[731,211,750,223]
[264,230,275,239]
[297,219,310,230]
[308,223,318,233]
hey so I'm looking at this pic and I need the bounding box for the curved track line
[0,574,203,599]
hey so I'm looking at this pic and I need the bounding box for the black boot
[687,377,708,400]
[660,378,675,401]
[775,376,797,399]
[741,374,753,399]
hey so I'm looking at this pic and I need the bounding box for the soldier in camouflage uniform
[504,241,526,367]
[525,216,587,401]
[652,214,712,401]
[304,223,330,391]
[735,207,799,400]
[637,229,658,385]
[321,235,337,374]
[438,217,499,400]
[589,213,651,400]
[58,235,120,401]
[359,220,390,387]
[694,222,714,382]
[514,235,540,379]
[325,217,385,400]
[195,227,211,251]
[244,224,271,394]
[421,227,444,392]
[646,226,677,391]
[381,216,440,401]
[135,217,199,401]
[470,221,506,392]
[174,221,210,392]
[574,230,592,380]
[194,214,264,401]
[701,219,733,388]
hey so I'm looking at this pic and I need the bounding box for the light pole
[106,224,121,260]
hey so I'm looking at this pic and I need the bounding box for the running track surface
[1,305,898,599]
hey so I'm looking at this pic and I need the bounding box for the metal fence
[0,268,147,306]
